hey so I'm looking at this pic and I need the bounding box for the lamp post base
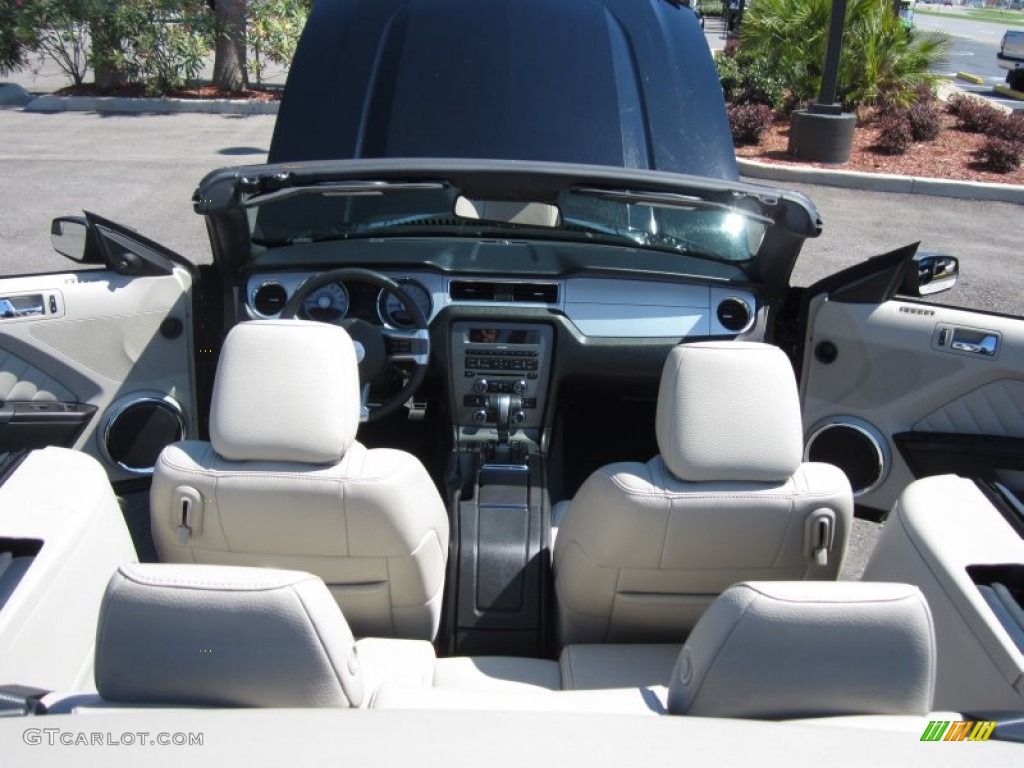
[788,108,856,164]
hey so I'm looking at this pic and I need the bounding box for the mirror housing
[50,216,103,264]
[901,252,958,297]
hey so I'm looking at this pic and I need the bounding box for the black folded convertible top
[269,0,737,180]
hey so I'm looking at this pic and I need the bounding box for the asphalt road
[0,109,1019,317]
[916,8,1024,111]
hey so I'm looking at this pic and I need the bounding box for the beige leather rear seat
[44,564,937,725]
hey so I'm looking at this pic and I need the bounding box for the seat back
[151,320,449,640]
[667,581,936,718]
[553,342,853,645]
[95,564,364,708]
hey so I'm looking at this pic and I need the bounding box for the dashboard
[244,272,758,338]
[243,269,761,445]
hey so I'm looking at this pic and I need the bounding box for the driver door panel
[801,296,1024,515]
[0,268,196,483]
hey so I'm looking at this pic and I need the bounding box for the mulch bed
[735,111,1024,186]
[54,84,282,102]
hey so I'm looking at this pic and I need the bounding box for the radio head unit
[451,321,553,433]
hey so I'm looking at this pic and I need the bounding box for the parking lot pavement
[1,92,1019,315]
[0,109,275,275]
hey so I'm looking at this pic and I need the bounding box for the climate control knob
[472,409,489,424]
[473,379,489,394]
[512,379,528,395]
[511,410,527,426]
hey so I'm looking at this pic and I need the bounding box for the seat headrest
[655,341,803,482]
[210,320,361,463]
[95,564,364,708]
[668,582,935,719]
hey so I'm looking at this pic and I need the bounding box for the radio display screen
[467,328,540,345]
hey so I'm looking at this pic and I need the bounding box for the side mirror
[50,217,90,262]
[901,252,958,297]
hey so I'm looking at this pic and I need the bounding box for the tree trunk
[213,0,248,91]
[90,18,126,91]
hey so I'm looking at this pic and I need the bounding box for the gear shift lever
[489,394,524,464]
[495,394,519,444]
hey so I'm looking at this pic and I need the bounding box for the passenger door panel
[801,296,1024,514]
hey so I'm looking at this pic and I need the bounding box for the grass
[915,8,1024,27]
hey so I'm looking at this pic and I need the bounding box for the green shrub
[110,0,216,95]
[977,137,1021,173]
[728,102,774,145]
[12,0,98,85]
[246,0,308,85]
[954,98,1000,134]
[715,47,790,112]
[1,0,27,75]
[875,113,912,154]
[989,112,1024,146]
[907,99,941,141]
[738,0,950,110]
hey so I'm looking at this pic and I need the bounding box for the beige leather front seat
[151,320,449,641]
[552,341,853,645]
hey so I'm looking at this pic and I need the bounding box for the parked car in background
[999,29,1024,90]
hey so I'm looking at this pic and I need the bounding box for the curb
[956,72,985,85]
[0,83,32,107]
[24,94,279,115]
[994,83,1024,101]
[737,158,1024,204]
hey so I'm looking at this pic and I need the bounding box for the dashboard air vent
[716,297,752,332]
[252,282,288,316]
[513,283,559,303]
[450,281,558,304]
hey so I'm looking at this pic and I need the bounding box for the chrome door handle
[951,335,998,356]
[0,298,44,318]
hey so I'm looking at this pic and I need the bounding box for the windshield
[247,180,770,264]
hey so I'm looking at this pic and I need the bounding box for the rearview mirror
[901,252,958,297]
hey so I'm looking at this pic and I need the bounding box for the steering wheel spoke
[383,327,430,365]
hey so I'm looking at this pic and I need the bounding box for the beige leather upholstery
[433,657,562,692]
[95,564,364,708]
[151,320,449,640]
[667,582,936,719]
[559,644,680,691]
[553,341,853,645]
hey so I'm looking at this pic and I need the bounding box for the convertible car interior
[2,0,1024,760]
[1,160,1023,753]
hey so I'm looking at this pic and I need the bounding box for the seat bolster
[345,447,450,557]
[668,581,936,719]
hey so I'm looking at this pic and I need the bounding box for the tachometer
[378,280,432,329]
[302,282,349,322]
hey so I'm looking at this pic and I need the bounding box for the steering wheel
[280,268,430,421]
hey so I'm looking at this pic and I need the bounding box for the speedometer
[302,282,349,322]
[378,280,433,329]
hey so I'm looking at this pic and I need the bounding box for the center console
[450,321,554,443]
[446,321,555,656]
